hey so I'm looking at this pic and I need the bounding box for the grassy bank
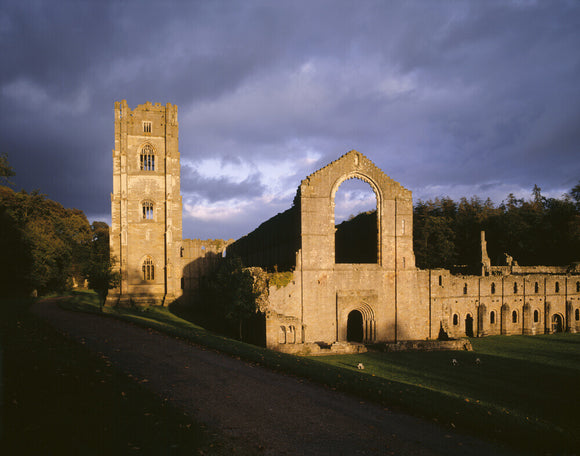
[0,297,251,455]
[62,291,580,454]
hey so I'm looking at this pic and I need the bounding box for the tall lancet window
[142,257,155,281]
[140,144,155,171]
[142,201,154,220]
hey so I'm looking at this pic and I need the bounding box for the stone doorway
[552,313,564,333]
[465,314,474,337]
[347,310,364,342]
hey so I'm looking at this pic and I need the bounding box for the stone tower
[106,100,183,306]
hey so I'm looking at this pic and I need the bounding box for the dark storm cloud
[1,0,579,239]
[180,163,265,202]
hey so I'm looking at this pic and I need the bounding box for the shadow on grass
[0,296,247,455]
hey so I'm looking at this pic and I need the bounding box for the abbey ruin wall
[108,101,580,354]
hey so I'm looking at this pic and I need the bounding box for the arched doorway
[347,310,364,342]
[552,314,564,333]
[465,314,474,337]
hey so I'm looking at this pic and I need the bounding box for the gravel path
[32,299,516,456]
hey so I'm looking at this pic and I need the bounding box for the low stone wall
[275,341,368,356]
[373,339,473,352]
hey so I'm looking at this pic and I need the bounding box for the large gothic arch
[331,172,383,265]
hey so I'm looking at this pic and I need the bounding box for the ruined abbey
[107,101,580,354]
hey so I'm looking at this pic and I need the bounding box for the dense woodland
[0,154,116,299]
[413,184,580,271]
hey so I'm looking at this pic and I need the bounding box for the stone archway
[552,313,564,333]
[347,310,364,342]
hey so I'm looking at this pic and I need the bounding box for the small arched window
[142,201,154,220]
[288,325,296,344]
[535,282,539,293]
[576,281,580,293]
[438,275,442,286]
[534,310,539,323]
[140,144,155,171]
[512,310,518,323]
[576,308,580,321]
[463,283,468,295]
[513,282,518,294]
[555,282,560,293]
[490,311,496,324]
[453,314,459,326]
[491,283,496,294]
[142,257,154,281]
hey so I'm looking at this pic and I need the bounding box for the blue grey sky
[1,0,579,239]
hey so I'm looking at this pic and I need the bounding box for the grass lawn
[0,296,252,455]
[315,336,580,454]
[61,291,580,455]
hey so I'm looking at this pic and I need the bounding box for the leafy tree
[85,222,120,305]
[201,256,259,340]
[0,153,15,186]
[413,198,457,269]
[0,184,93,296]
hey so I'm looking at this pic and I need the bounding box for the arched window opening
[288,326,296,344]
[142,257,154,281]
[279,326,287,344]
[513,282,518,294]
[438,275,442,286]
[491,283,496,294]
[512,310,518,324]
[465,314,474,337]
[142,201,154,220]
[535,282,539,293]
[463,283,468,295]
[453,314,459,326]
[534,310,539,323]
[577,281,580,293]
[576,308,579,321]
[140,144,155,171]
[334,178,378,264]
[555,282,560,293]
[347,310,364,342]
[490,311,496,324]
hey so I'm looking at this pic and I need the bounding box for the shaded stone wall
[179,238,233,298]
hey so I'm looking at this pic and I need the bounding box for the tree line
[0,154,117,300]
[413,184,580,271]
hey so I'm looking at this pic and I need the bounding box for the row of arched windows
[443,277,580,294]
[455,308,580,329]
[476,280,579,295]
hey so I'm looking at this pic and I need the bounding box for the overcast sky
[1,0,579,240]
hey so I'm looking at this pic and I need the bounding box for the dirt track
[32,299,515,456]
